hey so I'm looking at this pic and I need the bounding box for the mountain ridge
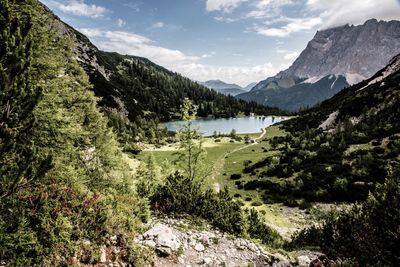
[200,80,254,96]
[237,19,400,111]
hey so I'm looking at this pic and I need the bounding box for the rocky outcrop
[237,19,400,111]
[136,218,324,267]
[280,19,400,84]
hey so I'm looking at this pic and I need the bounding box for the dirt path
[225,128,266,157]
[210,128,267,191]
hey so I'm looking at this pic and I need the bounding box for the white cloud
[283,51,300,61]
[254,17,322,37]
[214,16,236,23]
[117,18,126,27]
[79,28,199,67]
[306,0,400,28]
[206,0,246,13]
[151,22,165,29]
[201,52,217,58]
[174,62,281,87]
[246,0,294,19]
[54,0,108,18]
[79,28,279,86]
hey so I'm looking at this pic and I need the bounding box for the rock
[201,234,210,245]
[203,257,212,265]
[99,245,107,263]
[110,235,118,245]
[272,253,291,267]
[142,240,156,248]
[157,230,181,251]
[194,243,205,252]
[143,223,181,254]
[143,223,169,238]
[156,246,172,256]
[298,255,311,267]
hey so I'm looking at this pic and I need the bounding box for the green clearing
[134,125,304,231]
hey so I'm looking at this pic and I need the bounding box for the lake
[162,116,289,136]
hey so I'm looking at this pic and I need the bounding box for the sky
[41,0,400,87]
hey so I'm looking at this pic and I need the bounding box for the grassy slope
[135,126,308,236]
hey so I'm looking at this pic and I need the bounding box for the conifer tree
[0,0,51,199]
[175,98,206,181]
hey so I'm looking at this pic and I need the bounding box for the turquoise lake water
[162,116,288,136]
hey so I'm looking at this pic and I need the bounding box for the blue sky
[41,0,400,86]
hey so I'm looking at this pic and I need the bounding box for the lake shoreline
[162,115,290,136]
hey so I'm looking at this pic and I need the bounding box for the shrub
[230,174,242,180]
[152,172,245,235]
[283,199,298,207]
[246,209,282,247]
[251,201,263,207]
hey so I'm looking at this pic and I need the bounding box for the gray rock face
[281,19,400,84]
[238,19,400,111]
[140,223,182,256]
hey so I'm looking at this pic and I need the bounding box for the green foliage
[136,155,161,200]
[246,209,282,247]
[151,171,281,247]
[0,0,52,200]
[288,167,400,266]
[175,98,206,181]
[0,1,149,265]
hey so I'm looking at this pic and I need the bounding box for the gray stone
[156,246,172,256]
[203,257,212,265]
[142,240,156,248]
[298,255,311,267]
[194,243,205,252]
[99,245,107,263]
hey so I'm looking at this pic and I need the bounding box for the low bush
[151,172,282,247]
[230,174,242,180]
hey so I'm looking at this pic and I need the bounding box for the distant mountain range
[200,80,255,96]
[237,19,400,111]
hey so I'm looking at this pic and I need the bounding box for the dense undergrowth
[0,1,149,265]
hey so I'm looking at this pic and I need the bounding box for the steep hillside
[0,0,149,265]
[234,54,400,204]
[237,19,400,111]
[238,75,348,111]
[43,5,280,126]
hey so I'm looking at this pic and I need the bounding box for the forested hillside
[236,53,400,203]
[0,1,149,265]
[40,7,285,145]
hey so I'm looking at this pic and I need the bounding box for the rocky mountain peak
[280,19,400,84]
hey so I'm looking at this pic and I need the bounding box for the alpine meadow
[0,0,399,266]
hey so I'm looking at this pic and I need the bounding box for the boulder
[298,255,311,267]
[142,223,181,256]
[194,243,205,252]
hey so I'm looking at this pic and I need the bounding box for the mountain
[200,80,247,96]
[238,75,349,111]
[237,19,400,111]
[288,53,400,133]
[200,80,243,90]
[244,82,258,91]
[44,6,282,144]
[238,52,400,205]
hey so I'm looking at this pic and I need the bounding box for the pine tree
[0,0,51,199]
[175,98,206,181]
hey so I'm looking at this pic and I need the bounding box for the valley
[0,0,399,266]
